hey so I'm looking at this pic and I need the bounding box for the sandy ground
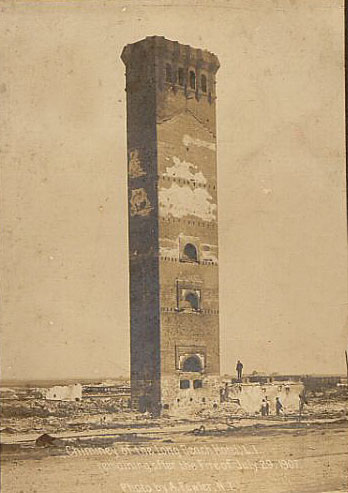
[1,422,347,493]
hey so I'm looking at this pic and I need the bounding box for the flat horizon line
[1,373,346,386]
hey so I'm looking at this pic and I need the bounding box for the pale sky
[0,0,346,380]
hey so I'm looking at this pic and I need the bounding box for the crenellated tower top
[121,36,219,106]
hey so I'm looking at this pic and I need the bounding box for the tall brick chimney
[121,36,220,415]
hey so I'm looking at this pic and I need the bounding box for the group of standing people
[260,396,284,416]
[261,394,307,417]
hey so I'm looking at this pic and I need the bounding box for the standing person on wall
[236,360,244,381]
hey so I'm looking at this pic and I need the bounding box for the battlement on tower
[121,36,219,116]
[121,36,219,72]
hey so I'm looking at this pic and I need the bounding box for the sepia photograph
[0,1,347,492]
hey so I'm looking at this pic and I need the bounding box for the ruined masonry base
[160,380,304,417]
[161,375,221,416]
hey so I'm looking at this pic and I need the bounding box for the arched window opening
[189,70,196,89]
[185,292,200,311]
[178,67,184,86]
[201,74,207,93]
[183,243,198,262]
[182,355,202,372]
[180,379,190,389]
[166,63,172,83]
[193,379,203,389]
[177,284,201,312]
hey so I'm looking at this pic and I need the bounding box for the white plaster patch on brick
[202,254,218,263]
[164,156,207,185]
[160,238,178,258]
[159,183,216,221]
[160,246,178,257]
[201,243,218,263]
[183,134,216,151]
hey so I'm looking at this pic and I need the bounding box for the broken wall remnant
[226,381,304,414]
[45,384,82,402]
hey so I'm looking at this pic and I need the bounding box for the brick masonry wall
[157,71,220,411]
